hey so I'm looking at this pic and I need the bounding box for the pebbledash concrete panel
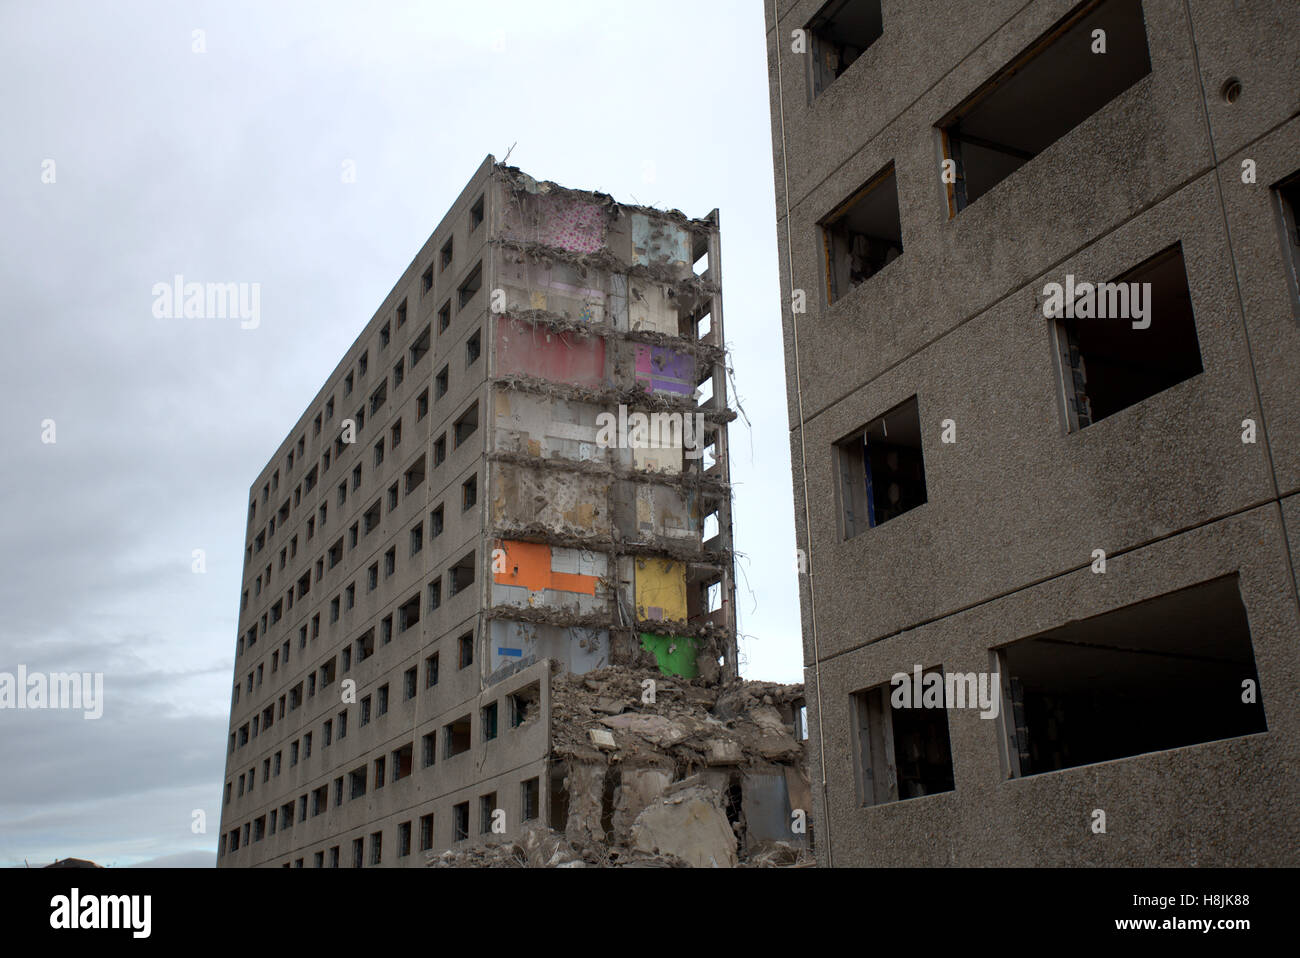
[767,0,1300,866]
[218,158,737,866]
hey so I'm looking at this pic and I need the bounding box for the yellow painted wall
[635,557,687,621]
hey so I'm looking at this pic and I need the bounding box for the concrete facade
[218,158,736,866]
[765,0,1300,864]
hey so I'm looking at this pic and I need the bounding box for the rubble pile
[431,665,815,868]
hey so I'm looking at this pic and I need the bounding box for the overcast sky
[0,0,797,867]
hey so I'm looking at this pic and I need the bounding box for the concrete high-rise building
[765,0,1300,865]
[218,157,737,867]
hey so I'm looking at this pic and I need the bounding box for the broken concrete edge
[493,163,714,235]
[428,664,814,868]
[486,449,732,497]
[486,524,733,566]
[494,307,728,365]
[492,237,721,297]
[483,604,734,644]
[492,374,738,425]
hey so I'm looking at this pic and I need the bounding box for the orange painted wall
[493,539,599,595]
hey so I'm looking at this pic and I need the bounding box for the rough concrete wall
[628,279,678,334]
[489,621,609,681]
[498,253,615,323]
[495,317,606,388]
[484,163,737,685]
[634,557,688,621]
[493,391,608,462]
[634,344,696,396]
[491,467,610,536]
[615,483,699,543]
[491,539,609,614]
[631,212,691,269]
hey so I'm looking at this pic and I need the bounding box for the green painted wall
[639,633,699,679]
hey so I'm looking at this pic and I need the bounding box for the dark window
[1273,169,1300,318]
[457,262,483,309]
[405,455,426,494]
[851,668,955,806]
[392,744,413,781]
[509,683,540,728]
[835,395,926,538]
[399,594,420,632]
[454,402,479,448]
[805,0,883,99]
[997,575,1266,778]
[445,716,471,758]
[820,162,902,301]
[1050,244,1202,430]
[521,777,540,821]
[938,0,1152,214]
[410,326,431,367]
[450,554,475,597]
[398,821,412,858]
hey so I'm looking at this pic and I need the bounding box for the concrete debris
[631,783,738,868]
[552,665,813,867]
[426,665,813,868]
[428,822,689,869]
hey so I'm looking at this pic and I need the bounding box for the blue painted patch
[496,647,523,658]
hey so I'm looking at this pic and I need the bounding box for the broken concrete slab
[631,784,738,868]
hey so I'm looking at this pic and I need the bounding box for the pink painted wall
[496,317,606,387]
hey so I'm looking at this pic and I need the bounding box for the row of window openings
[239,451,478,657]
[226,680,538,819]
[813,0,1157,303]
[249,194,482,526]
[244,395,462,601]
[223,782,543,863]
[231,571,478,737]
[849,575,1265,806]
[835,243,1204,538]
[246,319,479,565]
[236,541,474,713]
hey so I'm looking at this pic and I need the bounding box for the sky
[0,0,798,867]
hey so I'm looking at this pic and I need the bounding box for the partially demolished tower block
[487,164,738,685]
[218,156,739,867]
